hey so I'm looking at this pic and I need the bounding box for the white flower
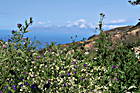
[94,57,97,60]
[41,80,44,83]
[45,65,48,68]
[93,89,97,92]
[5,42,8,45]
[128,85,137,90]
[67,50,74,54]
[31,61,35,64]
[52,52,55,54]
[103,86,108,90]
[20,89,23,91]
[32,53,38,56]
[97,76,101,80]
[34,66,37,69]
[40,64,44,68]
[72,59,77,62]
[29,69,33,71]
[97,90,103,93]
[84,52,89,55]
[18,82,23,85]
[109,81,112,87]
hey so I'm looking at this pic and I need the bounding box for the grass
[0,16,140,93]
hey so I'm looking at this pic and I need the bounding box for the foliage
[129,0,140,5]
[94,14,140,92]
[0,16,140,93]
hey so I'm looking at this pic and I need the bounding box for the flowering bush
[0,16,140,93]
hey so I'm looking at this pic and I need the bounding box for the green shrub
[0,16,140,93]
[94,14,140,92]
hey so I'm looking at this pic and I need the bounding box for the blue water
[0,28,98,48]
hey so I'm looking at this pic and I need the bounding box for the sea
[0,28,99,48]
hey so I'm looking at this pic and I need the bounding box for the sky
[0,0,140,30]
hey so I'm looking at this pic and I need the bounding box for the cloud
[106,19,127,25]
[34,19,129,30]
[102,19,129,30]
[103,24,127,29]
[66,19,87,27]
[74,19,86,25]
[36,21,46,25]
[34,21,53,28]
[66,19,95,29]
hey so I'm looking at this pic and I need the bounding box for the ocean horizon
[0,27,99,48]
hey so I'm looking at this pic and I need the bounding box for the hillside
[60,22,140,49]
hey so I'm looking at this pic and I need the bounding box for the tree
[128,0,140,5]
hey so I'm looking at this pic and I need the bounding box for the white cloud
[106,19,127,24]
[79,24,87,28]
[66,19,95,29]
[74,19,87,25]
[66,19,87,27]
[103,19,128,30]
[104,24,127,29]
[34,21,53,28]
[36,21,46,25]
[34,19,128,30]
[65,19,128,30]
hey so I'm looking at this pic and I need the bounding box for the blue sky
[0,0,140,29]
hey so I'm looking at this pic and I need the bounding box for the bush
[0,16,140,93]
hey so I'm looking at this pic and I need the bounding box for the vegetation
[129,0,140,5]
[0,13,140,93]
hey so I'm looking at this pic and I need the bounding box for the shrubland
[0,15,140,93]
